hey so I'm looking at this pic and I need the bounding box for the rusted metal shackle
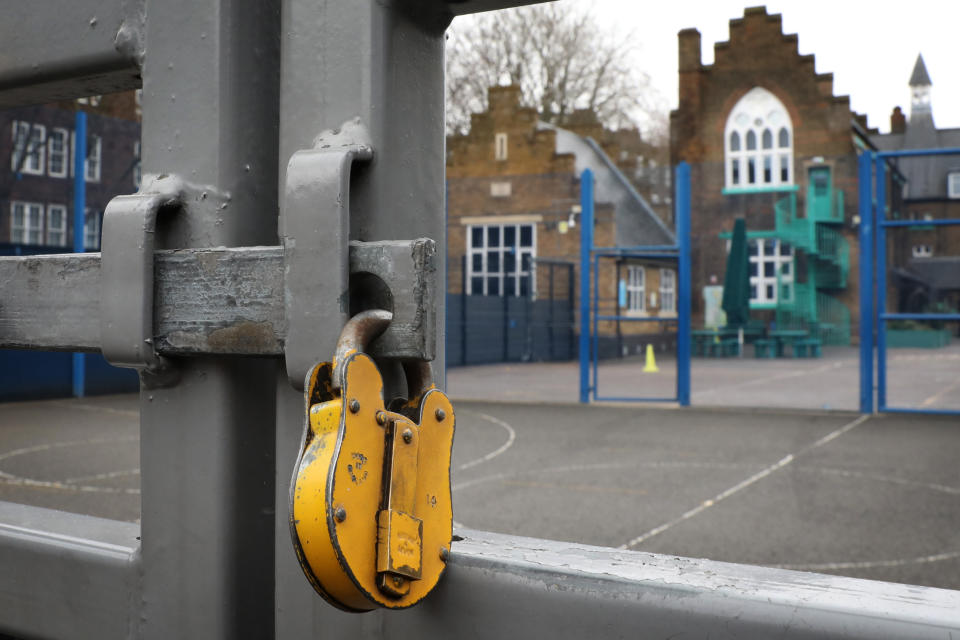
[331,309,434,400]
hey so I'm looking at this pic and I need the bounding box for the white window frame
[465,222,536,297]
[748,238,794,305]
[626,265,645,313]
[47,127,69,178]
[912,244,933,258]
[724,88,793,189]
[948,172,960,199]
[11,121,46,175]
[85,135,102,182]
[494,132,508,161]
[84,209,101,250]
[46,204,68,247]
[11,201,45,245]
[660,268,676,314]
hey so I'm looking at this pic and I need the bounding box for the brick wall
[447,85,674,343]
[1,92,141,247]
[670,6,864,339]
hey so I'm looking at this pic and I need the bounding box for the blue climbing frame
[859,147,960,415]
[578,163,692,405]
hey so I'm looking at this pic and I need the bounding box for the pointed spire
[909,54,932,87]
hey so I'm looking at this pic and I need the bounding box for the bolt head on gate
[289,311,455,611]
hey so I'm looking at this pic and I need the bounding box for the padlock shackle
[332,309,434,399]
[333,309,392,390]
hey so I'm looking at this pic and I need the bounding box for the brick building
[2,91,141,252]
[446,85,676,358]
[671,7,960,344]
[872,56,960,315]
[670,7,874,344]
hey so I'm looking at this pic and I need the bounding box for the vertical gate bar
[72,110,87,398]
[592,253,600,400]
[275,2,448,635]
[549,263,555,360]
[675,162,692,407]
[569,263,575,358]
[857,152,874,413]
[138,1,281,637]
[874,158,888,411]
[462,255,468,366]
[578,168,594,403]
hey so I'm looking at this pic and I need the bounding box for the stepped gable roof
[541,122,675,247]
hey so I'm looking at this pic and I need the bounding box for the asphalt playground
[0,350,958,592]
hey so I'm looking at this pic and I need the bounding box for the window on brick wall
[494,133,508,161]
[47,128,69,177]
[660,268,676,313]
[46,204,67,246]
[747,238,794,304]
[948,172,960,199]
[85,135,102,182]
[626,265,645,312]
[725,88,793,190]
[11,121,45,175]
[84,209,101,250]
[466,222,536,296]
[11,201,44,244]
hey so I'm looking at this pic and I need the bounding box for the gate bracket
[100,178,182,384]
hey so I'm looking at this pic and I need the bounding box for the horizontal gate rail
[3,510,958,640]
[0,0,145,109]
[404,529,960,639]
[0,241,434,357]
[0,502,139,640]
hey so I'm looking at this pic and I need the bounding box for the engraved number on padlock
[289,310,455,611]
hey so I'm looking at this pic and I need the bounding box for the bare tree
[445,4,661,135]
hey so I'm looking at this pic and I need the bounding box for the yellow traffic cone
[642,344,659,373]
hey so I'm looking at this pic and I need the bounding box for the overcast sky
[457,1,960,134]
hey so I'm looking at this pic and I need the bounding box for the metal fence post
[137,1,281,636]
[72,109,87,398]
[874,157,888,411]
[676,161,692,407]
[858,151,875,414]
[275,3,447,634]
[578,168,594,403]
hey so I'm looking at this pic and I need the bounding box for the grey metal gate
[0,1,957,638]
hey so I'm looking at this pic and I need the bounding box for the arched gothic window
[724,88,793,189]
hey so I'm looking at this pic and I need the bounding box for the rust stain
[206,321,276,352]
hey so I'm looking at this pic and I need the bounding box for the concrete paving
[1,385,959,592]
[447,344,960,412]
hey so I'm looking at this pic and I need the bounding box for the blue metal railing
[578,163,691,405]
[864,147,960,416]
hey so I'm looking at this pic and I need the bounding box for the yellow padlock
[289,310,455,611]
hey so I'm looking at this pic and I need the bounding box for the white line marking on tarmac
[0,437,141,495]
[0,436,139,462]
[921,379,960,408]
[456,411,516,471]
[774,550,960,571]
[695,361,846,396]
[63,469,141,484]
[619,414,872,550]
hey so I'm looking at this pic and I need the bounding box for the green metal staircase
[773,191,851,345]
